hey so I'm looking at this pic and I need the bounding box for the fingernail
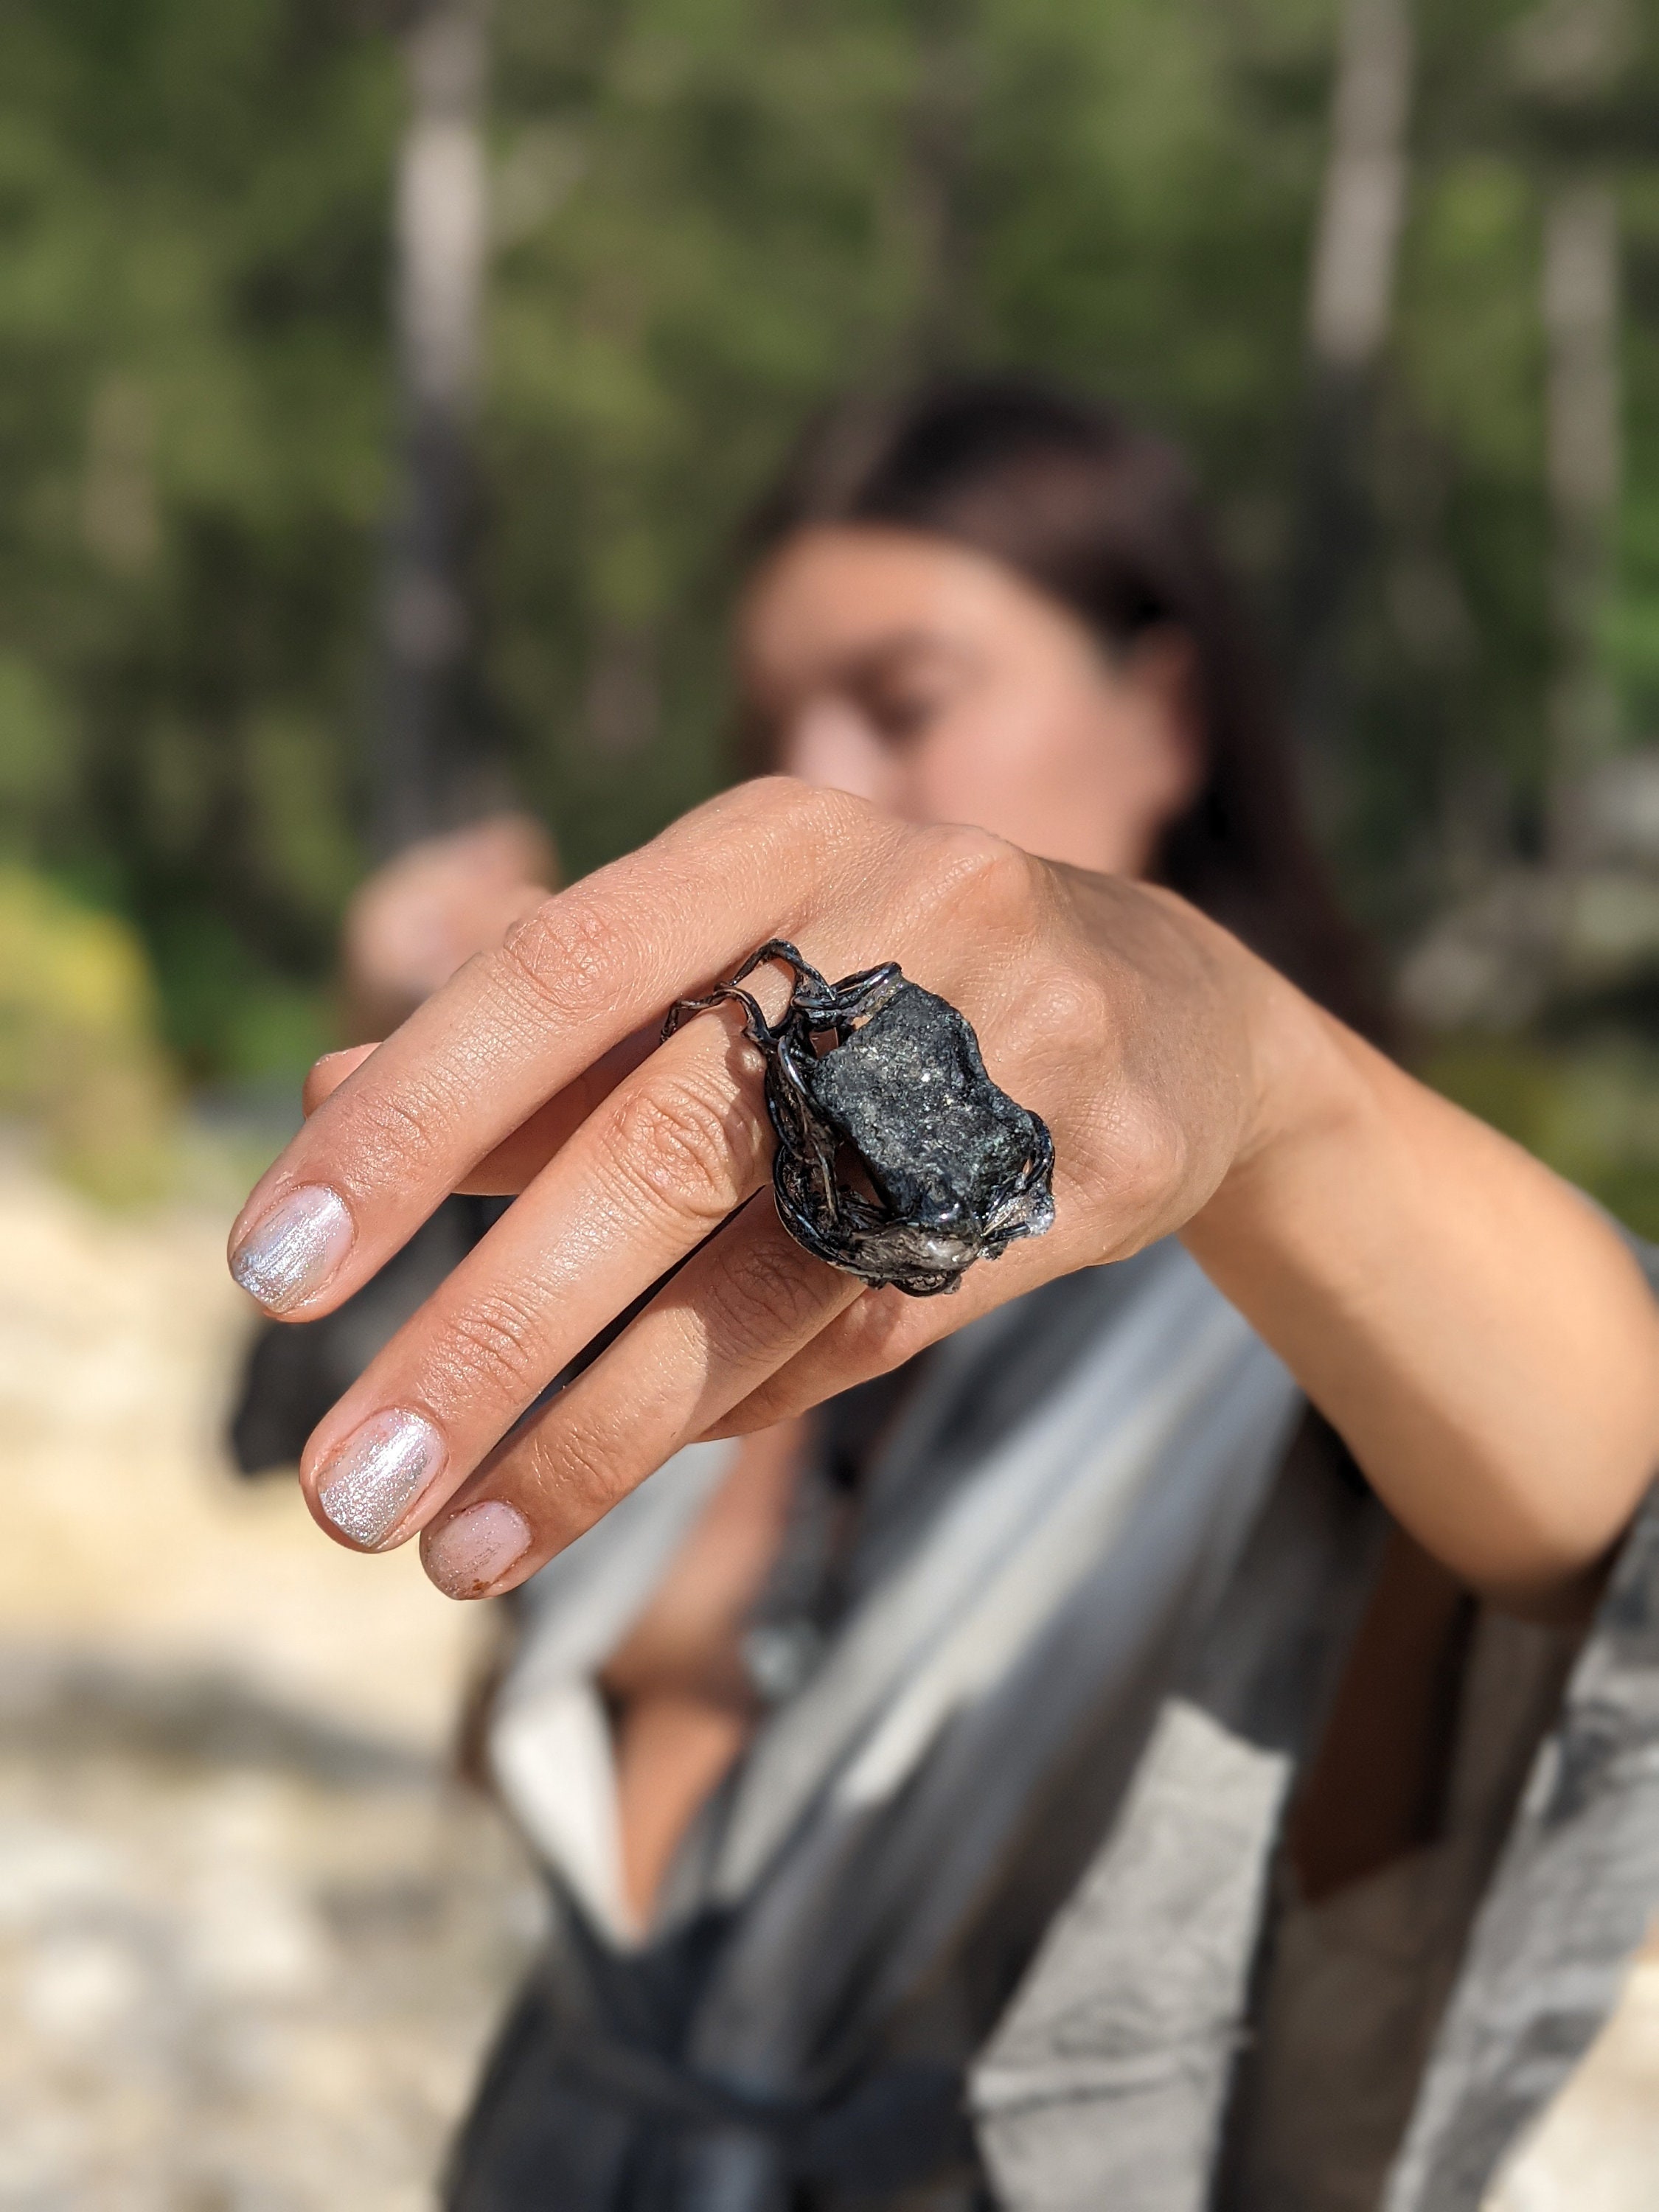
[316,1410,446,1549]
[230,1185,354,1312]
[423,1501,532,1599]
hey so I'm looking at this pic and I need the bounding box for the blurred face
[738,524,1203,877]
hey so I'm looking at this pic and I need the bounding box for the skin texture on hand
[229,779,1659,1617]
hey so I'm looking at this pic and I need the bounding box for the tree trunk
[1289,0,1415,819]
[1543,178,1621,863]
[1307,0,1414,376]
[372,0,500,857]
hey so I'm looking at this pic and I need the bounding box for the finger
[418,1194,863,1599]
[451,1026,658,1194]
[294,1004,779,1552]
[229,780,891,1318]
[709,1290,928,1434]
[300,1029,658,1197]
[707,1219,1081,1434]
[303,1046,378,1116]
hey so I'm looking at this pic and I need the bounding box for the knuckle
[1024,964,1111,1058]
[925,818,1022,884]
[605,1073,761,1228]
[1091,1089,1188,1231]
[919,821,1037,931]
[737,773,864,838]
[1130,1109,1188,1203]
[438,1284,546,1401]
[723,776,872,908]
[352,1068,467,1177]
[498,893,643,1028]
[529,1413,631,1529]
[703,1234,830,1355]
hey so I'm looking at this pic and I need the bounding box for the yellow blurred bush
[0,867,175,1203]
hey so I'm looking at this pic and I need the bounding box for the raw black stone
[665,941,1054,1296]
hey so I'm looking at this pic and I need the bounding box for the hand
[230,779,1659,1613]
[341,813,557,1038]
[229,779,1280,1596]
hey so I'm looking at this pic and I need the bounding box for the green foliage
[1426,1035,1659,1240]
[0,649,77,830]
[0,0,399,1082]
[4,0,1659,1119]
[484,0,1334,880]
[1617,163,1659,741]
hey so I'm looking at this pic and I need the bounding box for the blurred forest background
[4,0,1659,1228]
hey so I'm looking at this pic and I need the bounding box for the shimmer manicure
[423,1501,532,1599]
[316,1410,446,1549]
[230,1185,354,1313]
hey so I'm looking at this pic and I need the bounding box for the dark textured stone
[802,984,1045,1234]
[665,942,1054,1296]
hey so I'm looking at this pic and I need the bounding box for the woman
[229,381,1659,2211]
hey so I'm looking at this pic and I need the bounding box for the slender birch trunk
[1542,179,1621,861]
[1509,0,1630,861]
[1308,0,1413,375]
[1290,0,1414,803]
[373,0,495,855]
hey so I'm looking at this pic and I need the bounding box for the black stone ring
[663,940,1055,1297]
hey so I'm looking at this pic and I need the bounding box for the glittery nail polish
[230,1185,354,1313]
[316,1410,446,1549]
[423,1500,532,1599]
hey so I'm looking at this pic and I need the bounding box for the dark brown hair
[748,376,1385,1042]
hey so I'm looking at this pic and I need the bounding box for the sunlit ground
[0,1140,543,2210]
[0,1136,1652,2209]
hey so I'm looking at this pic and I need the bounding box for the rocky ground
[0,1142,544,2211]
[0,1138,1653,2209]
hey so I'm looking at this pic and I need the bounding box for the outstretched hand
[229,780,1281,1597]
[230,779,1659,1613]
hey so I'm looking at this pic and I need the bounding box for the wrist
[1182,933,1379,1253]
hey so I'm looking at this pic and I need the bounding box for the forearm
[1182,964,1659,1612]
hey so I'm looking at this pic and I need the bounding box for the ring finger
[419,1193,863,1597]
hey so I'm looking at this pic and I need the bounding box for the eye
[859,668,956,746]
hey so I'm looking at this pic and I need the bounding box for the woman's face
[738,524,1202,878]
